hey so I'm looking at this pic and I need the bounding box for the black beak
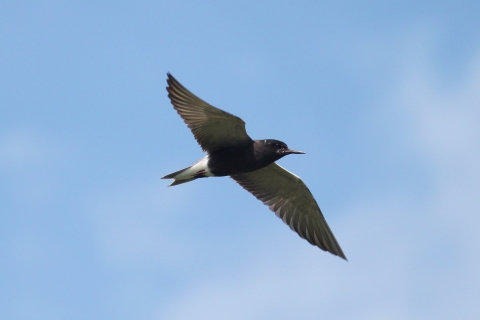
[284,148,305,155]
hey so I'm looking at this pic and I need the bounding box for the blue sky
[1,1,480,319]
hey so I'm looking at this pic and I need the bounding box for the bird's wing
[230,163,347,260]
[166,73,253,153]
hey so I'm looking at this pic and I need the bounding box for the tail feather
[162,166,197,187]
[168,178,195,187]
[162,167,189,179]
[163,156,211,187]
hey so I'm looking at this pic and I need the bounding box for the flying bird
[162,73,346,260]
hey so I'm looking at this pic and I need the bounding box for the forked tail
[162,156,212,187]
[162,167,196,186]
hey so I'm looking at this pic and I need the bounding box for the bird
[162,73,346,260]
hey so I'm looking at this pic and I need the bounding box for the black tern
[162,73,346,260]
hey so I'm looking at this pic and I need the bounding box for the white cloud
[154,198,422,320]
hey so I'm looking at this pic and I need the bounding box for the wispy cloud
[86,181,200,269]
[0,128,51,169]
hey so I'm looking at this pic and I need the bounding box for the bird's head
[263,139,305,159]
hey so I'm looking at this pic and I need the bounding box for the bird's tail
[162,167,196,187]
[162,156,211,187]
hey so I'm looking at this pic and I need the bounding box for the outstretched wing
[166,73,252,153]
[231,163,347,260]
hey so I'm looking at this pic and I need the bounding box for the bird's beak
[285,148,305,155]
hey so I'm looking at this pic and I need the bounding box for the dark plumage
[162,73,347,260]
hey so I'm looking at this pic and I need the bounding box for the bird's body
[162,73,347,260]
[165,139,297,185]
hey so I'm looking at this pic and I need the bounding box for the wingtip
[166,72,177,83]
[166,73,172,88]
[334,248,348,261]
[322,246,347,261]
[166,73,183,95]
